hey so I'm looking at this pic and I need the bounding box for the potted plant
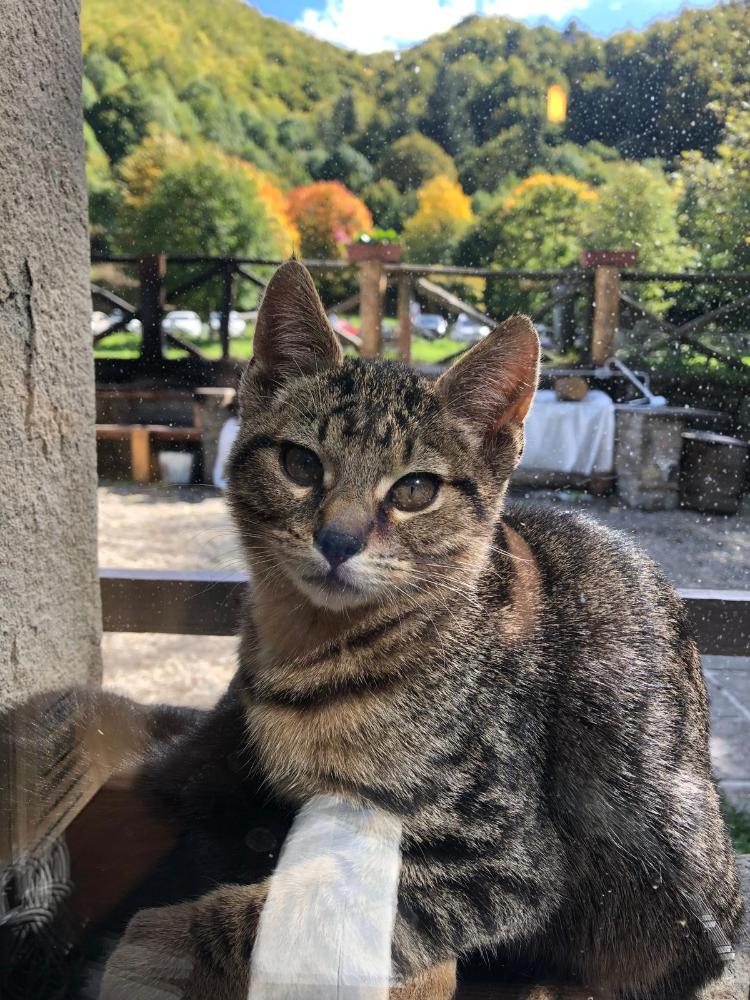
[580,249,639,269]
[346,228,402,263]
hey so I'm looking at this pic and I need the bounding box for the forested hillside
[82,0,750,273]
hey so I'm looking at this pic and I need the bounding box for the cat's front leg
[101,882,268,1000]
[102,881,458,1000]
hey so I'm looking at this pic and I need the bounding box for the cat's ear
[436,315,540,445]
[248,260,342,389]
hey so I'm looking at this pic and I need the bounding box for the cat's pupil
[281,443,323,488]
[390,473,439,512]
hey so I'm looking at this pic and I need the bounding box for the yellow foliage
[238,161,300,255]
[403,175,473,264]
[412,175,474,225]
[119,131,192,208]
[504,173,598,210]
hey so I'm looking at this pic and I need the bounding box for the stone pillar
[0,0,102,861]
[615,408,686,510]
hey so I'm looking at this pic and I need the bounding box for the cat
[102,259,742,1000]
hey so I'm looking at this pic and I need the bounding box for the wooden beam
[99,570,750,657]
[416,277,493,326]
[100,569,247,636]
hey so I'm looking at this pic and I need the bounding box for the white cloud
[296,0,589,52]
[483,0,589,19]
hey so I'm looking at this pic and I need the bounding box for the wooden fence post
[139,253,166,367]
[590,264,621,365]
[397,270,412,363]
[581,250,638,365]
[359,260,386,357]
[219,259,234,361]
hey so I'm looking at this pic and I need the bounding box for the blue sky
[249,0,719,52]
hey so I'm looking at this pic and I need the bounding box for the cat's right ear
[240,260,342,404]
[436,314,540,457]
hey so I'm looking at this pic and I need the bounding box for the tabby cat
[103,260,741,1000]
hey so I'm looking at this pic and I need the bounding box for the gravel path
[99,484,750,709]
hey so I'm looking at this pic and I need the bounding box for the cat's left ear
[436,315,540,446]
[246,260,342,392]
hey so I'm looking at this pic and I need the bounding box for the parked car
[413,313,448,340]
[162,310,202,338]
[108,307,142,334]
[209,310,247,338]
[450,312,491,343]
[91,310,109,335]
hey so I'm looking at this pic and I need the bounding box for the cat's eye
[389,473,440,512]
[280,443,323,488]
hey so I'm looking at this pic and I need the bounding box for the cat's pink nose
[314,524,365,569]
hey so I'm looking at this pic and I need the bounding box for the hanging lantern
[546,84,567,124]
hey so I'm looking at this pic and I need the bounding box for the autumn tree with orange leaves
[286,181,372,259]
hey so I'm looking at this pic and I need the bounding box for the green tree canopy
[379,133,457,193]
[118,144,282,309]
[678,107,750,270]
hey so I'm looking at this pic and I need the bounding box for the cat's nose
[314,524,365,569]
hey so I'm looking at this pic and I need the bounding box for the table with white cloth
[516,388,616,480]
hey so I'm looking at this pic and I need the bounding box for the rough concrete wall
[0,0,101,707]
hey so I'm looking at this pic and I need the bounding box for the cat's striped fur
[105,261,741,1000]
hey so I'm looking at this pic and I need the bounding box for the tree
[118,142,284,310]
[678,107,750,270]
[460,173,597,270]
[457,126,538,196]
[586,161,694,272]
[457,173,597,315]
[402,175,473,264]
[379,133,457,193]
[118,132,298,256]
[310,143,374,194]
[85,122,121,252]
[361,178,413,231]
[286,181,372,258]
[422,63,475,157]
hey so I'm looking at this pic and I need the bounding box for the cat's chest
[243,661,418,803]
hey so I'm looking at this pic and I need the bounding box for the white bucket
[158,450,194,485]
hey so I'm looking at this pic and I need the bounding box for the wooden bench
[96,424,202,482]
[96,389,203,483]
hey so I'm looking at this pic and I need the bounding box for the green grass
[95,330,255,361]
[722,797,750,854]
[94,328,466,366]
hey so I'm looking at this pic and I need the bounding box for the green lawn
[95,330,255,361]
[94,328,467,366]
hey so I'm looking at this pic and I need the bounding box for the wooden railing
[91,253,750,387]
[99,569,749,657]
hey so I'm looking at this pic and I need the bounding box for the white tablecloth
[519,389,616,476]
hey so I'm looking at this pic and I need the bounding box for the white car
[450,312,491,343]
[209,310,247,338]
[414,313,448,340]
[108,307,142,334]
[91,311,109,335]
[162,310,203,338]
